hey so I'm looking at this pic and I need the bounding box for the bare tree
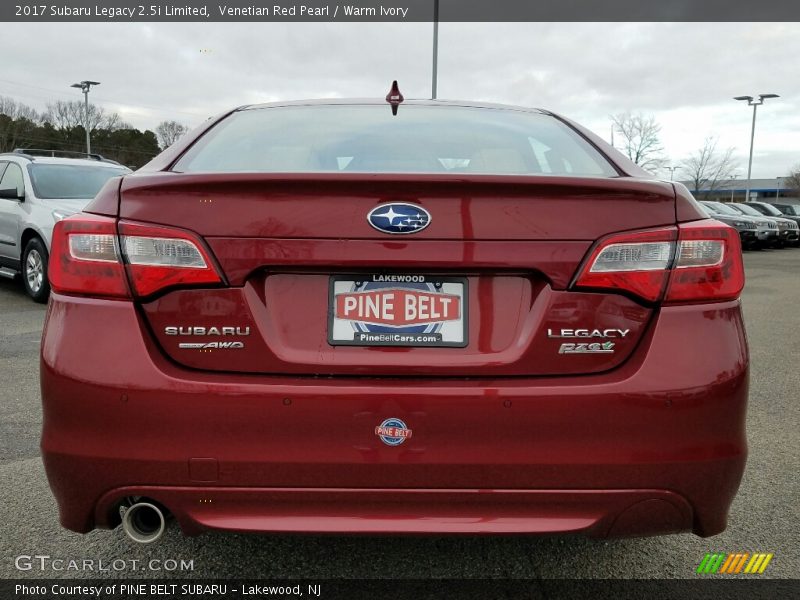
[155,120,188,149]
[610,111,667,172]
[680,137,738,199]
[0,96,42,151]
[785,164,800,196]
[44,100,123,132]
[103,112,130,131]
[0,96,40,122]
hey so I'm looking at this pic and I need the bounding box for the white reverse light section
[589,241,674,272]
[675,240,724,268]
[122,236,207,268]
[68,234,119,263]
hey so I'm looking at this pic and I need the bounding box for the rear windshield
[173,105,617,177]
[28,164,129,199]
[732,203,764,217]
[707,203,736,215]
[778,205,800,216]
[754,203,782,217]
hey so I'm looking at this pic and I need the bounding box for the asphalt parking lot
[1,249,798,581]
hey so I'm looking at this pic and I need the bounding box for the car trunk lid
[121,173,674,377]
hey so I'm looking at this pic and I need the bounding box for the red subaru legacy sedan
[40,98,748,544]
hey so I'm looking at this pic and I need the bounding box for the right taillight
[573,219,744,304]
[49,215,223,299]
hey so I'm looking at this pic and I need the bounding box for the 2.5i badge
[558,341,615,354]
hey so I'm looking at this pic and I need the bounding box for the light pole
[665,166,678,181]
[431,0,439,99]
[70,80,100,155]
[775,177,782,201]
[733,93,779,203]
[730,174,738,202]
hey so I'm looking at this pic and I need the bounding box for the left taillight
[49,215,223,299]
[49,214,130,298]
[118,220,223,297]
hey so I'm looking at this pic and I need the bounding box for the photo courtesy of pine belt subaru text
[40,89,749,544]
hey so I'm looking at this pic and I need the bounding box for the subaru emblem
[367,203,431,235]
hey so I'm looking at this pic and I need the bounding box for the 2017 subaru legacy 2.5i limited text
[41,96,748,544]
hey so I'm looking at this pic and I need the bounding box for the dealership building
[680,177,798,203]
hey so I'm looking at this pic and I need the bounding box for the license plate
[328,275,468,347]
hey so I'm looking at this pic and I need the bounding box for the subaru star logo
[367,203,431,235]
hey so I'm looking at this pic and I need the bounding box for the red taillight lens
[573,227,677,302]
[666,220,744,302]
[118,220,223,297]
[49,214,130,298]
[49,215,223,299]
[573,220,744,303]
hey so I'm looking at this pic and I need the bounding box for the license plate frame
[328,274,468,348]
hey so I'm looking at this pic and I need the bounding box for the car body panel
[42,293,747,538]
[142,284,651,376]
[117,172,677,241]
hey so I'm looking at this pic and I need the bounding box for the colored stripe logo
[697,553,774,574]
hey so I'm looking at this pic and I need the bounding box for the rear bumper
[41,294,749,538]
[91,486,694,538]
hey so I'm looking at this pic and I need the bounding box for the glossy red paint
[116,173,677,241]
[205,237,591,288]
[44,100,748,540]
[42,294,746,537]
[141,284,651,376]
[92,487,693,537]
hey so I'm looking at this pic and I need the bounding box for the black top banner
[3,0,800,22]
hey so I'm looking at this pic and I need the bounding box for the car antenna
[385,80,404,116]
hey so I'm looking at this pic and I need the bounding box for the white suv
[0,150,130,301]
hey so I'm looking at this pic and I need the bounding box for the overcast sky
[1,22,798,179]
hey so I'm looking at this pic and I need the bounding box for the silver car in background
[0,149,130,301]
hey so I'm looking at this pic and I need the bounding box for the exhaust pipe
[122,501,166,544]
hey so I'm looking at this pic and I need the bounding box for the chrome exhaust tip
[121,501,166,544]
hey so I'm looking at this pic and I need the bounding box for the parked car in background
[747,201,800,245]
[698,201,762,249]
[699,201,776,249]
[0,149,131,301]
[770,203,800,218]
[727,202,799,248]
[41,98,749,544]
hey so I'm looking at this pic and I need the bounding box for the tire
[22,237,50,303]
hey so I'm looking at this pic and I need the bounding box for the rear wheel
[22,237,50,303]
